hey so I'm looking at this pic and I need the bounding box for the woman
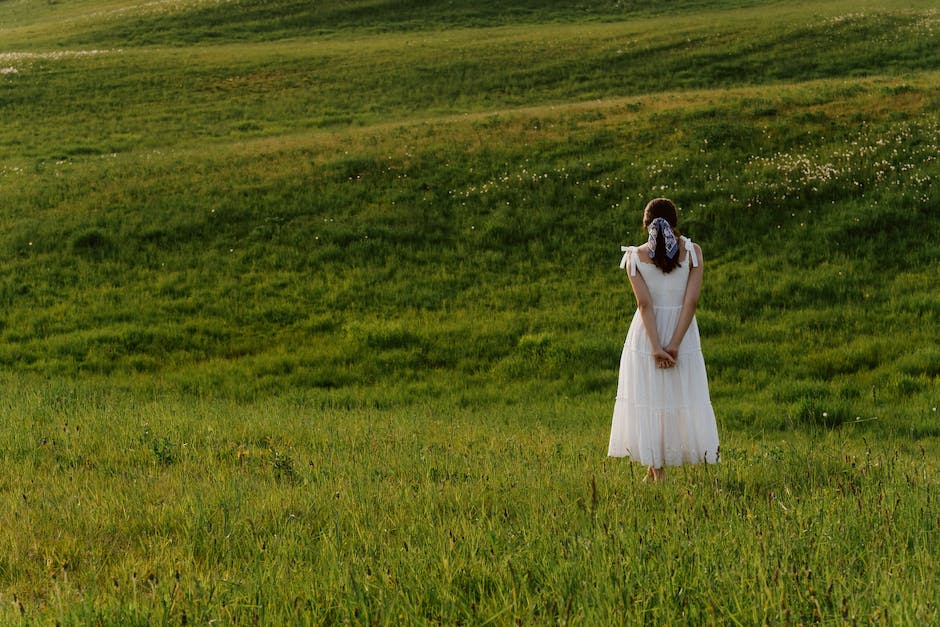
[607,198,720,482]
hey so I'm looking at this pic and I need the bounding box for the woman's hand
[653,347,676,369]
[664,343,679,363]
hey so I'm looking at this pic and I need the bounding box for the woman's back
[636,252,691,307]
[623,236,698,309]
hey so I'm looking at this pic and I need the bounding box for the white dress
[607,236,720,467]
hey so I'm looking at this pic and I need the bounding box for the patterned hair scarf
[647,217,679,259]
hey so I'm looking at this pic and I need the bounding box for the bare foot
[649,467,666,482]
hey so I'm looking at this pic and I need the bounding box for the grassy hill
[1,0,938,427]
[1,0,939,623]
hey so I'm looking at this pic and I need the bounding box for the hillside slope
[0,0,938,431]
[0,0,857,45]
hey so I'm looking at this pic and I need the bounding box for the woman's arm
[665,243,704,359]
[628,261,676,368]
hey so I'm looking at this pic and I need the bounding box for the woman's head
[642,198,678,230]
[642,198,682,273]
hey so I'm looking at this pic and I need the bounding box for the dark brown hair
[642,198,682,274]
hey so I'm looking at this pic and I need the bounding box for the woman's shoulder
[634,243,654,264]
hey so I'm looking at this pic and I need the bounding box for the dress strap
[681,236,699,267]
[619,246,639,276]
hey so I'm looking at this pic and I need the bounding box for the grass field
[1,0,939,623]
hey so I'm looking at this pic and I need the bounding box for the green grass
[2,74,937,424]
[1,0,939,622]
[0,380,937,623]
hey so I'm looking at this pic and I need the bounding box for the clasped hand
[654,346,678,369]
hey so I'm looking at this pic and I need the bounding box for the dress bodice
[619,236,698,308]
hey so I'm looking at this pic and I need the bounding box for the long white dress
[607,236,720,467]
